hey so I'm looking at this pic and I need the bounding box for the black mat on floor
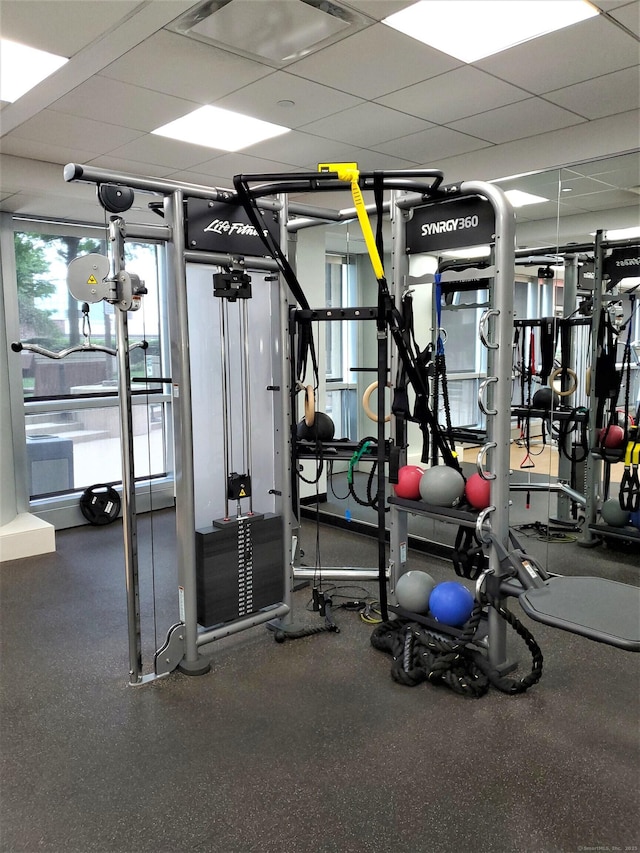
[1,510,639,853]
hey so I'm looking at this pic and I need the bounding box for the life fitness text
[204,219,258,237]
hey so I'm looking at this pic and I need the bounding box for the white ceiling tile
[105,134,218,170]
[449,99,586,145]
[342,149,423,171]
[0,0,140,56]
[478,16,639,95]
[247,129,367,168]
[0,137,97,167]
[100,31,270,103]
[301,102,433,146]
[8,110,144,154]
[287,22,460,99]
[609,1,640,37]
[543,67,640,119]
[339,1,416,21]
[563,151,639,181]
[556,174,617,196]
[214,71,363,127]
[512,199,565,221]
[376,67,531,124]
[84,156,178,180]
[51,77,200,133]
[492,172,563,198]
[0,0,637,243]
[180,152,307,183]
[569,188,640,211]
[555,198,596,216]
[585,162,640,189]
[0,155,96,205]
[591,0,637,8]
[373,126,492,162]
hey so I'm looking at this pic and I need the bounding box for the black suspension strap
[594,306,621,430]
[233,175,319,396]
[383,285,460,470]
[391,289,434,463]
[539,317,556,384]
[557,407,589,463]
[619,298,640,511]
[452,527,486,581]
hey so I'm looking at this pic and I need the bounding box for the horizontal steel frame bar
[287,200,391,231]
[293,567,389,581]
[510,481,586,506]
[184,249,279,271]
[294,307,378,321]
[25,393,170,413]
[236,168,444,201]
[196,603,290,648]
[64,163,410,224]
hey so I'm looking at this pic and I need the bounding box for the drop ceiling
[0,0,638,249]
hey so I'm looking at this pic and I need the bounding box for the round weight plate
[79,484,121,525]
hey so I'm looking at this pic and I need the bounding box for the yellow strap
[318,162,385,281]
[625,441,634,466]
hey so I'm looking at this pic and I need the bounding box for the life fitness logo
[421,214,480,237]
[204,219,258,238]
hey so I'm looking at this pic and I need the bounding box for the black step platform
[518,576,640,651]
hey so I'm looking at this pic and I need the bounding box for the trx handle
[619,441,640,512]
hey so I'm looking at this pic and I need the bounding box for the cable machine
[58,162,639,690]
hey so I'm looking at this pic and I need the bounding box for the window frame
[2,214,175,528]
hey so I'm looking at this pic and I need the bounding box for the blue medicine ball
[630,509,640,531]
[429,581,475,627]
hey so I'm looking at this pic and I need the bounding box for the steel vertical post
[164,190,210,675]
[108,216,143,684]
[461,181,516,668]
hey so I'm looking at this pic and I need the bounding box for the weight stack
[195,513,284,628]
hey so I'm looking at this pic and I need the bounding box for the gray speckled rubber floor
[1,509,638,853]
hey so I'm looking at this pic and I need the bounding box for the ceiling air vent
[166,0,372,67]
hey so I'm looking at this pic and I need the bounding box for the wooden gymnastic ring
[304,385,315,427]
[362,381,392,423]
[585,366,591,397]
[550,366,578,397]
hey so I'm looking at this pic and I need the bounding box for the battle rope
[371,594,543,698]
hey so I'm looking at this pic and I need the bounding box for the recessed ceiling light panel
[382,1,598,63]
[151,105,291,151]
[505,189,549,208]
[0,38,68,102]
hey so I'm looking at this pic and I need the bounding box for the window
[324,253,358,438]
[12,227,171,499]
